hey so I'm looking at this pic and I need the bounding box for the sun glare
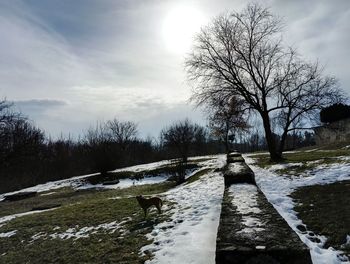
[162,5,205,54]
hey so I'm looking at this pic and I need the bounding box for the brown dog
[136,195,163,218]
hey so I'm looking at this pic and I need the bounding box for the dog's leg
[143,207,147,218]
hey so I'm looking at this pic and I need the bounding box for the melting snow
[32,218,131,241]
[0,155,219,200]
[141,155,226,264]
[268,162,303,171]
[0,230,17,238]
[244,154,350,264]
[228,184,264,234]
[226,162,247,173]
[0,208,57,225]
[76,176,169,191]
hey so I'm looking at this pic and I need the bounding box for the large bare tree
[185,3,343,161]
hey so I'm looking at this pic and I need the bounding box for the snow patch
[0,230,17,238]
[76,176,169,191]
[0,155,223,200]
[228,184,261,215]
[227,162,247,174]
[141,155,226,264]
[268,163,303,172]
[244,155,350,264]
[49,218,130,240]
[0,208,57,225]
[228,184,264,234]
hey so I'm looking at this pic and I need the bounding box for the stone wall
[314,118,350,145]
[215,152,312,263]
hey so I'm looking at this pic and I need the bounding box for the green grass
[253,149,350,175]
[291,180,350,257]
[0,181,176,264]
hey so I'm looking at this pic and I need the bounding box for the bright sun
[162,5,205,54]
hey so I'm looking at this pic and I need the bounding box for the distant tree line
[0,99,223,193]
[0,98,317,193]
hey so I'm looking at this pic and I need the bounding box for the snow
[110,159,174,173]
[0,208,57,225]
[226,162,246,174]
[76,176,169,191]
[228,184,261,215]
[345,236,350,246]
[228,184,264,234]
[28,218,131,242]
[140,155,226,264]
[0,155,222,200]
[40,192,57,196]
[0,230,17,238]
[0,172,99,201]
[244,155,350,264]
[76,167,201,191]
[50,219,129,240]
[268,162,303,171]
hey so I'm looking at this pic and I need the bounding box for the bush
[320,103,350,123]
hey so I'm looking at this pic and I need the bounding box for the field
[246,145,350,262]
[1,146,350,264]
[0,156,224,264]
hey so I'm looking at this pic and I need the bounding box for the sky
[0,0,349,139]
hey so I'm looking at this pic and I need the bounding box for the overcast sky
[1,0,349,138]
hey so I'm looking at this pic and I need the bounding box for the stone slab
[227,152,242,158]
[227,156,245,163]
[223,162,255,186]
[216,184,312,264]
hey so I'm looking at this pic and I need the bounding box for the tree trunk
[261,112,283,162]
[224,124,229,154]
[278,129,288,156]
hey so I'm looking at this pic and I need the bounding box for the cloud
[0,0,349,139]
[14,99,67,108]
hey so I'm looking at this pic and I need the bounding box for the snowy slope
[244,154,350,264]
[141,155,226,264]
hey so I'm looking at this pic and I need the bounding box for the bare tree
[0,99,21,128]
[161,119,204,183]
[161,119,202,164]
[274,61,341,154]
[107,119,138,150]
[208,96,249,153]
[84,122,115,175]
[185,3,344,161]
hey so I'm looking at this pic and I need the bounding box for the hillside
[0,148,349,263]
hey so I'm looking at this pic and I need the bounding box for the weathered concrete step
[227,152,242,158]
[227,152,245,163]
[227,155,245,163]
[216,183,312,264]
[223,162,255,186]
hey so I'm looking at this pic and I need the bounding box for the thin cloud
[0,0,349,138]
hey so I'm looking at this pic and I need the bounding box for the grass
[251,147,350,258]
[0,181,177,264]
[253,148,350,175]
[291,180,350,257]
[85,162,200,184]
